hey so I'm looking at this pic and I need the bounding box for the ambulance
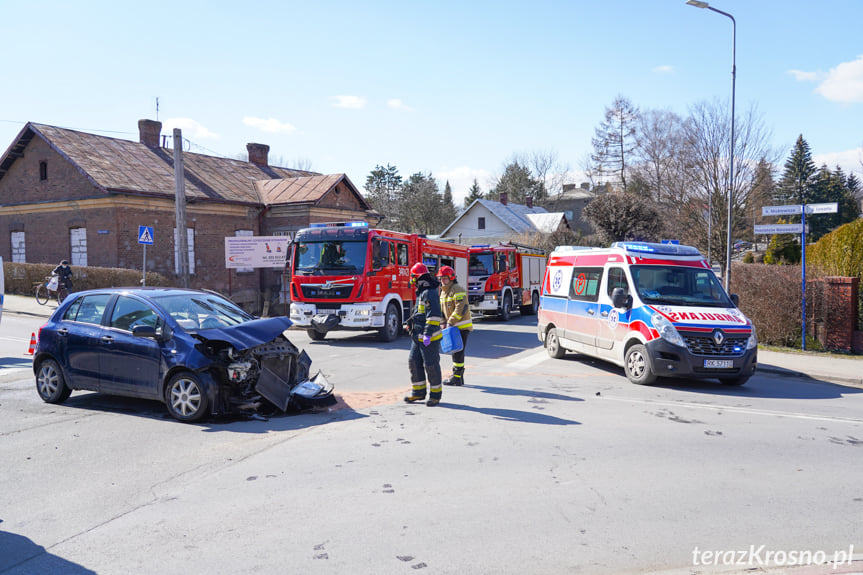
[537,242,757,386]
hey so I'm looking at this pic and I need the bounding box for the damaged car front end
[193,317,335,416]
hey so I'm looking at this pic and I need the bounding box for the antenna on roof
[155,97,160,121]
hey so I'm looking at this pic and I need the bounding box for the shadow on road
[0,525,97,574]
[440,402,580,425]
[467,384,585,403]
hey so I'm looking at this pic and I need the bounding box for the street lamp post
[686,0,736,292]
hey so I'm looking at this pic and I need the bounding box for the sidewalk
[2,293,861,388]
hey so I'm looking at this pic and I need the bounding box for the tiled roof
[9,123,316,204]
[256,174,353,205]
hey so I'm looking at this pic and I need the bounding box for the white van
[537,242,757,386]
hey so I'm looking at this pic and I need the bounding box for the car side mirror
[730,293,739,307]
[611,287,632,309]
[132,325,157,339]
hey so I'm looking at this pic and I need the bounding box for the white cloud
[815,55,863,103]
[387,98,414,111]
[813,147,863,176]
[653,65,673,74]
[332,95,367,109]
[786,69,820,82]
[242,117,296,133]
[436,166,493,207]
[162,118,218,139]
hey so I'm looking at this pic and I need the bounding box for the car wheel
[545,328,566,359]
[624,344,657,385]
[499,292,512,321]
[719,376,748,386]
[307,329,326,341]
[36,359,72,403]
[378,302,401,342]
[165,372,209,422]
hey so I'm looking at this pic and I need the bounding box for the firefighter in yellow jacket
[436,265,473,386]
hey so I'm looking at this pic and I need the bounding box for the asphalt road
[1,314,862,574]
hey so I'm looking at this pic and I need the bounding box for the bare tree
[590,96,640,192]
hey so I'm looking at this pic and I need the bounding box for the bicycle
[34,275,69,305]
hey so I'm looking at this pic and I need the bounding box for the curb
[757,364,863,389]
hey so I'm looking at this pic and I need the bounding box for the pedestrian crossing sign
[138,226,154,245]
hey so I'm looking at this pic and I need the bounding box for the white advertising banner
[224,236,290,269]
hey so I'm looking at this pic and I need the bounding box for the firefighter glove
[422,335,431,347]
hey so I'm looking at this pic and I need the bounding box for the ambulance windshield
[294,240,367,275]
[631,265,733,307]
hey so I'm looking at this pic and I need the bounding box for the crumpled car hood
[193,317,294,350]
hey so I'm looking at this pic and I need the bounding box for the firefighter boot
[443,366,464,386]
[404,381,427,403]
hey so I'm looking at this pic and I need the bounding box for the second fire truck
[287,222,468,341]
[467,242,547,320]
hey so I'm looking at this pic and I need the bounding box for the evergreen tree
[809,165,862,241]
[364,164,403,228]
[464,178,483,207]
[490,161,542,205]
[399,172,455,235]
[590,95,640,192]
[775,135,817,206]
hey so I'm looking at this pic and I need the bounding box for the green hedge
[807,218,863,281]
[2,262,174,295]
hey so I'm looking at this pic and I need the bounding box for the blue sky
[1,0,861,205]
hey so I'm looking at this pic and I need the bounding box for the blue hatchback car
[33,288,334,422]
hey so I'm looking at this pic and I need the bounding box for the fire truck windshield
[294,240,367,275]
[469,252,495,276]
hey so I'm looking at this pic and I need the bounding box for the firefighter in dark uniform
[404,263,444,406]
[436,265,473,386]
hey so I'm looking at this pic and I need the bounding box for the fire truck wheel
[378,302,401,342]
[499,292,512,321]
[307,329,326,341]
[520,291,539,316]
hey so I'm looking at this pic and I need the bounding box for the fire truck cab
[468,243,547,320]
[288,222,468,341]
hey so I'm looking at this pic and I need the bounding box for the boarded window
[11,231,25,263]
[70,228,87,266]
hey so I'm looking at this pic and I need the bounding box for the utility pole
[173,128,190,288]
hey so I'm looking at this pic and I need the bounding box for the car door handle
[587,308,595,315]
[100,335,114,344]
[600,311,609,317]
[57,328,69,336]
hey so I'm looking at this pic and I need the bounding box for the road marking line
[601,396,863,424]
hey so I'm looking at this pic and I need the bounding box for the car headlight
[652,313,685,347]
[746,325,757,350]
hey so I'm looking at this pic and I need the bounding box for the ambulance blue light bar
[309,221,369,228]
[613,241,701,257]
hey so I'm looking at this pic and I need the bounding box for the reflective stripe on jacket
[440,282,473,331]
[411,285,443,341]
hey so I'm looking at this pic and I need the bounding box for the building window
[174,227,196,275]
[11,231,25,262]
[478,217,485,230]
[70,227,87,266]
[235,229,254,273]
[39,161,47,181]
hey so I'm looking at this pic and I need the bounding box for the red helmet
[410,263,429,277]
[436,265,455,279]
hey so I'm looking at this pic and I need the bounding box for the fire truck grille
[681,333,749,356]
[301,285,353,299]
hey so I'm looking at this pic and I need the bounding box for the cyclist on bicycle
[52,260,73,290]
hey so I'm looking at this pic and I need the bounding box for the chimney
[247,143,270,167]
[526,196,533,209]
[138,119,162,148]
[499,192,508,206]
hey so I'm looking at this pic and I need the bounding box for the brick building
[0,120,377,310]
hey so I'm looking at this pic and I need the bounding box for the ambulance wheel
[624,344,656,385]
[307,329,326,341]
[378,302,401,342]
[499,292,512,321]
[546,328,566,359]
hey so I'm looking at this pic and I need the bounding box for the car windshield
[630,265,733,307]
[469,253,494,275]
[294,240,367,275]
[153,293,256,331]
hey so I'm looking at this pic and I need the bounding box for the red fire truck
[287,222,468,341]
[467,242,547,320]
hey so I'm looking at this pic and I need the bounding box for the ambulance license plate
[704,359,733,369]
